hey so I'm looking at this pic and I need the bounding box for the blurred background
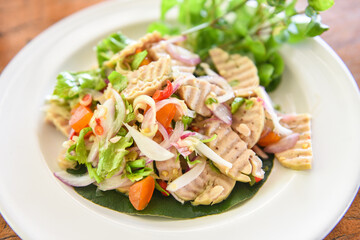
[0,0,359,239]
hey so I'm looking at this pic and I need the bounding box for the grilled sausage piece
[45,103,71,137]
[232,97,265,148]
[209,48,259,97]
[201,120,255,182]
[275,114,313,170]
[149,41,196,75]
[122,56,172,101]
[156,148,182,181]
[178,78,226,117]
[105,31,162,69]
[175,161,236,205]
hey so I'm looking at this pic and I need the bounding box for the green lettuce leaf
[96,32,131,66]
[97,135,133,179]
[53,69,106,99]
[65,127,92,163]
[76,127,93,164]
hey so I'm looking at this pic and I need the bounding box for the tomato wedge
[152,80,173,102]
[156,104,176,129]
[257,131,281,147]
[69,105,93,133]
[129,176,155,211]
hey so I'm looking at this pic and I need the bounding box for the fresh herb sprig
[149,0,333,92]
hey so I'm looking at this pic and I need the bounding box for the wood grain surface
[0,0,359,239]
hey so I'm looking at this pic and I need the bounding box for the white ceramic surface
[0,0,359,239]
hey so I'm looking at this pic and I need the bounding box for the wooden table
[0,0,359,239]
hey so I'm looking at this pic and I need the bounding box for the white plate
[0,0,359,239]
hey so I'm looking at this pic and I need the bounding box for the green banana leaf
[74,154,273,219]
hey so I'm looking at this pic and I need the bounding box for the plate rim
[0,0,359,239]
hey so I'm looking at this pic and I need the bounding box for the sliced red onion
[211,103,232,125]
[161,121,184,149]
[158,122,170,143]
[124,123,174,161]
[171,142,193,157]
[54,171,95,187]
[172,83,181,94]
[87,139,99,163]
[252,145,269,159]
[250,156,265,179]
[134,95,157,137]
[155,98,195,118]
[280,114,298,123]
[163,35,187,44]
[264,133,300,153]
[172,74,196,93]
[180,131,212,141]
[180,131,196,140]
[145,157,154,164]
[198,75,233,92]
[195,141,232,169]
[107,89,126,140]
[97,175,132,191]
[166,160,206,192]
[255,87,292,136]
[169,121,184,144]
[165,43,201,66]
[217,92,235,103]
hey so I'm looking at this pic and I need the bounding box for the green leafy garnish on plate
[148,0,333,92]
[75,155,273,218]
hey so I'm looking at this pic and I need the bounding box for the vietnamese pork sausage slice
[232,97,265,148]
[105,31,162,69]
[122,57,172,101]
[275,114,313,170]
[45,102,71,137]
[148,41,197,75]
[156,148,182,181]
[201,120,255,182]
[209,48,259,97]
[175,160,236,205]
[178,77,226,117]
